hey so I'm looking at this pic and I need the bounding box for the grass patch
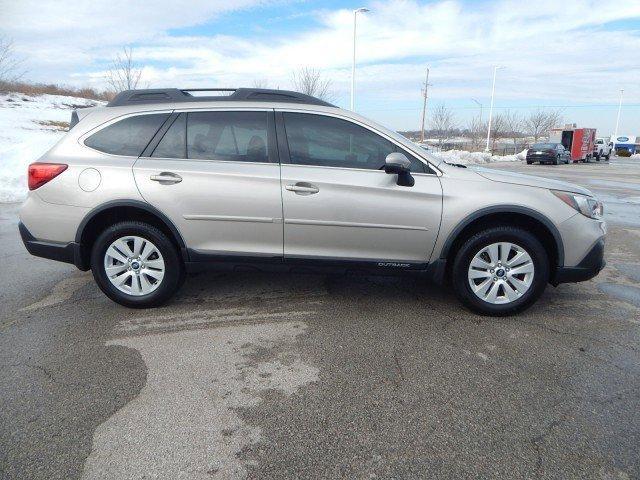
[36,120,70,131]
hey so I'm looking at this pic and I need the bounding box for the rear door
[277,111,442,266]
[133,109,284,259]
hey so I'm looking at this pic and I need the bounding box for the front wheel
[91,221,184,308]
[451,227,550,316]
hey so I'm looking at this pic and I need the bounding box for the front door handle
[285,182,319,195]
[150,172,182,184]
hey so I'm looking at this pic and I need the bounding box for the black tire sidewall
[91,221,183,308]
[452,227,550,316]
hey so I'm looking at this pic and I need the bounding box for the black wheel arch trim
[439,205,565,267]
[75,200,189,261]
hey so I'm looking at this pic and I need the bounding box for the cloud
[2,0,639,129]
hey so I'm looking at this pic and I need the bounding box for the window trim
[275,109,441,176]
[79,110,173,158]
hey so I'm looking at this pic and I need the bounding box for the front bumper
[552,238,605,285]
[19,222,86,270]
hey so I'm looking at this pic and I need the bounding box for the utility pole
[613,88,624,150]
[420,68,431,144]
[471,98,483,123]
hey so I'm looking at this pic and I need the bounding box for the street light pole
[485,66,502,152]
[351,7,369,111]
[420,68,430,143]
[613,88,624,150]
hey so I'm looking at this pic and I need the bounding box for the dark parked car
[526,143,570,165]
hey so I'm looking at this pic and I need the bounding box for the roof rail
[106,88,336,108]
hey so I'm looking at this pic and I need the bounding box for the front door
[133,109,283,259]
[278,112,442,266]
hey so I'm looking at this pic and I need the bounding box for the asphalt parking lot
[1,157,639,479]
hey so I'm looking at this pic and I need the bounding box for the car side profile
[19,88,606,315]
[526,142,570,165]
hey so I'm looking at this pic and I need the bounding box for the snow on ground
[431,148,527,165]
[0,92,102,203]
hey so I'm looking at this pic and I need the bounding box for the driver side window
[282,113,425,172]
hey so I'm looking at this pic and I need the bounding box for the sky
[2,0,639,134]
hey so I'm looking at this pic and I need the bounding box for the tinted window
[85,113,169,156]
[152,114,186,158]
[532,143,556,150]
[187,111,270,163]
[283,113,424,172]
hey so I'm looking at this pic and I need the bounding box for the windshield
[532,143,556,149]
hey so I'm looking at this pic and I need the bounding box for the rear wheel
[554,155,560,165]
[451,226,550,316]
[91,221,184,308]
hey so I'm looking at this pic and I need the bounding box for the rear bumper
[19,222,87,270]
[526,154,555,162]
[552,238,605,285]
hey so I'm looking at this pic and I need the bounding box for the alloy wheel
[467,242,535,304]
[103,235,165,296]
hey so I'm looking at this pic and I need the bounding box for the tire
[605,154,610,161]
[595,153,600,162]
[526,161,533,165]
[91,221,184,308]
[554,155,560,165]
[451,226,550,316]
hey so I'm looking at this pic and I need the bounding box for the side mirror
[384,153,415,187]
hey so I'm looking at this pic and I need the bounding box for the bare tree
[0,37,24,84]
[466,115,484,151]
[252,79,270,89]
[291,67,334,102]
[429,103,457,146]
[105,47,143,93]
[487,113,508,152]
[503,110,524,152]
[524,109,563,142]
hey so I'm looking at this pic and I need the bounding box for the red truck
[549,127,596,163]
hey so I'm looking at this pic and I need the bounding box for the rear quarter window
[85,113,170,156]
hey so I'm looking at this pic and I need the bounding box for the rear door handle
[150,172,182,184]
[285,182,319,195]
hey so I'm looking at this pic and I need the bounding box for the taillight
[28,163,68,190]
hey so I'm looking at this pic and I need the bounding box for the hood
[471,166,594,197]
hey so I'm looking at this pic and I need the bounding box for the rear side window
[85,113,169,156]
[186,111,270,163]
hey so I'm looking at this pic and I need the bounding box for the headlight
[552,190,603,219]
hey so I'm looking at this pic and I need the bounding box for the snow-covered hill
[0,92,103,203]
